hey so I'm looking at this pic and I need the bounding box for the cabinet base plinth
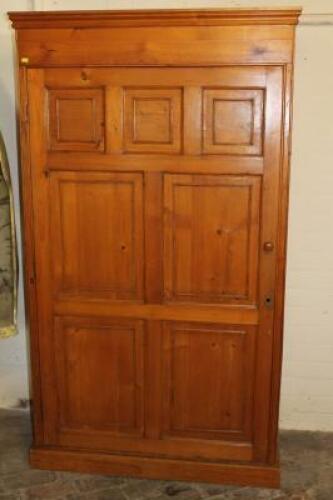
[30,446,280,488]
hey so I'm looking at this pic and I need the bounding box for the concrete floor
[0,410,332,499]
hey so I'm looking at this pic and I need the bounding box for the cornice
[8,8,302,29]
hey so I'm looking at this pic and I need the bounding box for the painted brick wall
[279,19,333,430]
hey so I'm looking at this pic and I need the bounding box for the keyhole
[265,296,273,307]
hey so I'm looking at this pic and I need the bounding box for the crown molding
[8,8,302,29]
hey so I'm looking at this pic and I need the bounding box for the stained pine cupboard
[9,8,301,487]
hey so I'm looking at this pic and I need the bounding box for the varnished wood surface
[9,8,301,28]
[8,9,301,67]
[53,301,259,325]
[25,62,283,465]
[11,8,300,487]
[268,63,294,464]
[13,26,296,67]
[17,67,44,445]
[30,447,280,488]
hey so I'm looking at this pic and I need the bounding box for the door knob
[263,241,274,252]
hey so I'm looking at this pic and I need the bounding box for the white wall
[0,0,332,430]
[280,18,333,431]
[0,0,30,408]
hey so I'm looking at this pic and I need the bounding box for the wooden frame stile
[17,64,44,445]
[9,8,301,488]
[251,65,283,464]
[267,60,295,465]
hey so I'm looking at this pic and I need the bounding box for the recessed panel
[50,172,143,300]
[164,174,260,304]
[203,89,264,155]
[214,100,253,145]
[48,88,105,152]
[162,322,255,440]
[54,316,144,435]
[124,88,182,153]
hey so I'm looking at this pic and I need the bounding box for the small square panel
[213,100,253,145]
[48,88,105,152]
[124,88,182,154]
[203,89,264,155]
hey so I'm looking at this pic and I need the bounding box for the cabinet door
[27,66,282,462]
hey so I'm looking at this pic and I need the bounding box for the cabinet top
[9,8,302,29]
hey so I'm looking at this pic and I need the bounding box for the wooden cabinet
[9,8,301,488]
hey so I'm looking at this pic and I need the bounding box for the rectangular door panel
[50,171,144,301]
[164,174,261,305]
[162,322,256,442]
[54,316,145,438]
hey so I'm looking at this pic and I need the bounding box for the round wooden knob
[20,56,29,65]
[263,241,274,252]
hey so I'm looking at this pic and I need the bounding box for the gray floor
[0,409,332,499]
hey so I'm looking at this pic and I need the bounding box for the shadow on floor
[0,409,332,499]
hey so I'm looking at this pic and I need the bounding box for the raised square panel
[54,316,144,435]
[124,88,182,153]
[48,88,105,152]
[50,172,143,300]
[164,174,260,305]
[203,89,264,155]
[162,322,255,440]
